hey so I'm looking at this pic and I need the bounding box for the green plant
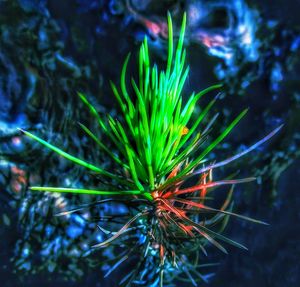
[20,12,281,285]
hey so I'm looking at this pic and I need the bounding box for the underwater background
[0,0,299,286]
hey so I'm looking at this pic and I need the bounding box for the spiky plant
[20,12,281,286]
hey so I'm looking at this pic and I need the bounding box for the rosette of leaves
[20,12,281,286]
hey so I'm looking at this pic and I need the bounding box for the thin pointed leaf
[30,186,142,196]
